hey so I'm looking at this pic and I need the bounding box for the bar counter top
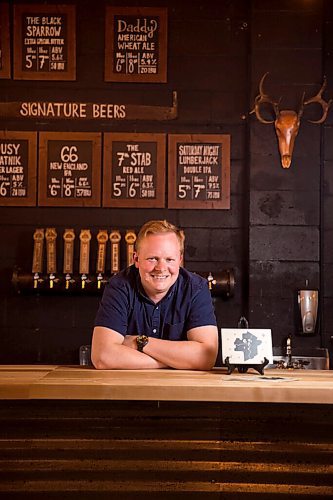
[0,365,332,404]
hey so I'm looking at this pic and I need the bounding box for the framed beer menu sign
[0,3,10,79]
[103,133,166,208]
[13,4,76,80]
[105,7,167,83]
[168,134,230,209]
[0,131,37,206]
[38,132,101,207]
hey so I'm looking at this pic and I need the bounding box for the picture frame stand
[224,356,269,375]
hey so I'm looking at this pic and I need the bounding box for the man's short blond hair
[136,220,185,254]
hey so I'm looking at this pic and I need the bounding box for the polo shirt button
[153,329,157,333]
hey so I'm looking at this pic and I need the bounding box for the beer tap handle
[125,230,136,268]
[79,229,91,289]
[63,229,75,290]
[96,230,108,289]
[32,228,45,289]
[110,230,121,275]
[45,228,57,289]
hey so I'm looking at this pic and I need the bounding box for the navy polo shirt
[94,265,217,340]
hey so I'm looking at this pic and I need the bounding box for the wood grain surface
[0,365,332,403]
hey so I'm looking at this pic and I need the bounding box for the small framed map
[221,328,273,365]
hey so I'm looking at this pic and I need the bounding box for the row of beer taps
[32,227,136,290]
[11,228,234,296]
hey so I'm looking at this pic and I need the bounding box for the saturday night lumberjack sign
[0,92,178,121]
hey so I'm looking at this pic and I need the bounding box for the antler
[304,77,333,124]
[251,72,280,124]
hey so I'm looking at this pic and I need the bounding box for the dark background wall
[0,0,332,366]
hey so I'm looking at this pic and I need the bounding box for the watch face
[137,335,149,351]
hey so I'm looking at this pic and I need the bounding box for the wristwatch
[136,335,149,352]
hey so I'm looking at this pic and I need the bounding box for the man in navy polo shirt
[91,220,218,370]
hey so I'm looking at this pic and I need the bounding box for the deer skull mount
[251,73,332,169]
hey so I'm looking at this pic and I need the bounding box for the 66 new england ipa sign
[168,134,230,209]
[38,132,101,207]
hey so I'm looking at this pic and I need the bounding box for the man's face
[134,232,183,302]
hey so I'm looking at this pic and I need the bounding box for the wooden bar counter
[0,366,332,498]
[0,365,332,404]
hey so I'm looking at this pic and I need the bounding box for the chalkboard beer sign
[13,4,76,80]
[0,131,37,206]
[103,133,166,208]
[0,3,10,79]
[38,132,101,207]
[105,7,167,83]
[168,134,230,209]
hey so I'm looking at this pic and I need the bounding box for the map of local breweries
[221,329,273,365]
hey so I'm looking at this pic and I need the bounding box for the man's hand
[122,335,139,350]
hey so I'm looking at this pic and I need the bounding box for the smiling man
[91,220,218,370]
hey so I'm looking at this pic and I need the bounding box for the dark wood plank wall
[0,400,332,498]
[323,2,333,368]
[249,0,324,351]
[0,0,332,365]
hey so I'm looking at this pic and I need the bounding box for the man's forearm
[92,342,168,370]
[142,337,216,370]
